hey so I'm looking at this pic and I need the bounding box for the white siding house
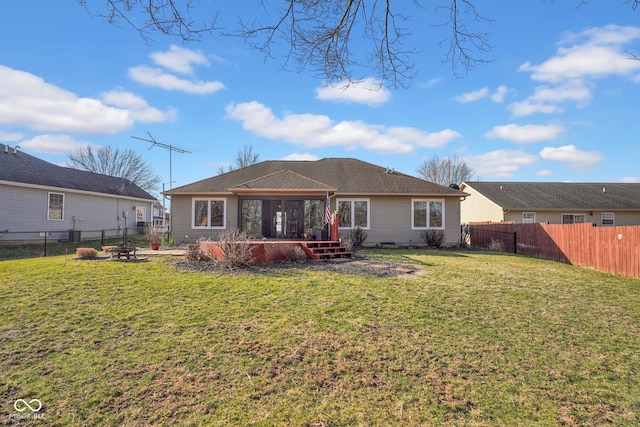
[0,144,157,242]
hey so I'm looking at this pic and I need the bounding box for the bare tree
[78,1,494,86]
[78,1,640,86]
[68,145,161,193]
[218,144,260,174]
[417,155,474,186]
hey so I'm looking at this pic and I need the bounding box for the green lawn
[1,250,640,426]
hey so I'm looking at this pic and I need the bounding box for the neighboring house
[0,143,157,241]
[460,181,640,226]
[166,158,468,247]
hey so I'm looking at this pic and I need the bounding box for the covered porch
[231,169,337,241]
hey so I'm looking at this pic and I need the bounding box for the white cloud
[0,65,173,135]
[100,89,177,122]
[452,88,489,103]
[18,134,92,155]
[485,123,563,143]
[225,101,461,154]
[315,78,391,106]
[519,25,640,83]
[539,144,604,170]
[508,81,592,117]
[281,152,321,161]
[491,85,509,103]
[453,86,510,104]
[536,169,554,177]
[508,101,564,117]
[620,176,640,183]
[149,45,209,74]
[128,65,224,95]
[0,130,23,142]
[464,150,538,179]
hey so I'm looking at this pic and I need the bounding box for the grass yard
[1,250,640,426]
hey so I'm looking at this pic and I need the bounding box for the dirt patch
[171,254,420,278]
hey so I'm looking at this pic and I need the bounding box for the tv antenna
[132,131,191,190]
[132,131,191,233]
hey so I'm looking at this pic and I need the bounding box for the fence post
[44,233,47,257]
[101,230,105,247]
[513,231,517,254]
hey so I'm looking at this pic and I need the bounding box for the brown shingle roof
[169,158,465,196]
[230,170,336,193]
[462,181,640,210]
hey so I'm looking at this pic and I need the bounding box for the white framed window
[47,192,64,221]
[522,212,536,224]
[337,198,370,229]
[561,213,586,224]
[136,206,146,223]
[601,212,615,226]
[192,198,226,229]
[411,199,445,230]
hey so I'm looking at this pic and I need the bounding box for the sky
[1,1,640,196]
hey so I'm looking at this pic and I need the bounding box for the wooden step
[302,241,353,260]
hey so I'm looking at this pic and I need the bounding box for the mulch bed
[171,254,420,278]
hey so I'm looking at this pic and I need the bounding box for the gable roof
[169,158,466,197]
[462,181,640,211]
[229,170,336,194]
[0,144,156,201]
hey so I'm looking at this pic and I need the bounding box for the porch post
[330,213,339,241]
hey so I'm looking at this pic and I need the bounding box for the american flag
[324,193,331,225]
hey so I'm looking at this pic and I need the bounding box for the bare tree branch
[218,144,260,174]
[78,1,639,85]
[68,145,161,193]
[417,155,474,186]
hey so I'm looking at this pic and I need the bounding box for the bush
[286,246,308,263]
[76,248,98,259]
[216,229,254,268]
[460,224,472,248]
[186,242,210,261]
[421,229,445,248]
[488,239,506,252]
[349,226,368,250]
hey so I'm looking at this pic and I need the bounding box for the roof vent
[603,187,606,193]
[13,145,20,155]
[3,145,7,153]
[449,183,460,190]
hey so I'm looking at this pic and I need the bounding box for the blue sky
[1,2,640,193]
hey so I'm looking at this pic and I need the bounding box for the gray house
[166,158,468,247]
[0,143,157,242]
[460,181,640,226]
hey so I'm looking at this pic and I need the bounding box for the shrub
[488,239,506,252]
[460,224,472,248]
[216,229,254,268]
[421,229,445,248]
[286,246,308,263]
[76,248,98,259]
[186,242,209,261]
[349,226,368,250]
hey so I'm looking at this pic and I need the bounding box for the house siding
[504,210,640,226]
[171,193,462,247]
[460,186,504,224]
[348,195,460,246]
[0,183,153,241]
[170,194,239,243]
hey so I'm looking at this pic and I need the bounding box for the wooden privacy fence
[470,222,640,278]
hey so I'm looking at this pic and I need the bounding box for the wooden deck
[200,239,352,263]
